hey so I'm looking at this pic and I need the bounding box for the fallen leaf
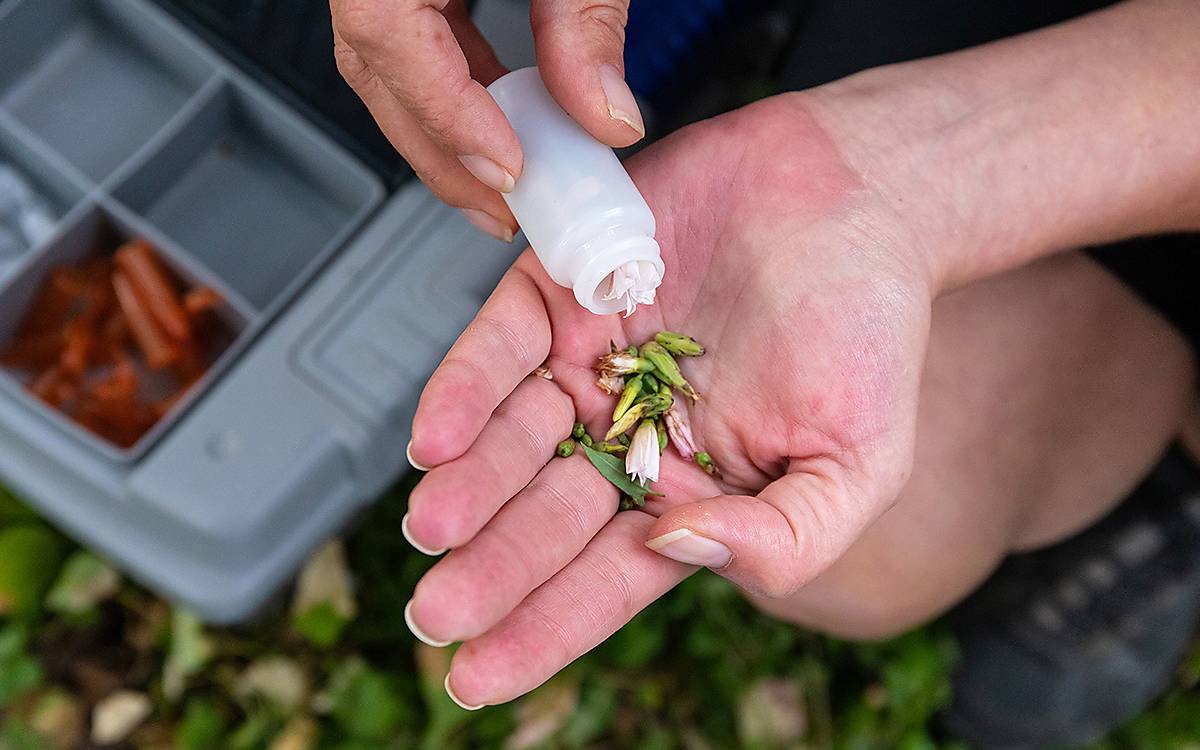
[28,689,84,750]
[44,552,120,615]
[291,539,356,621]
[267,716,318,750]
[235,657,309,714]
[737,678,807,747]
[163,609,213,702]
[91,690,152,746]
[506,674,580,750]
[414,642,451,689]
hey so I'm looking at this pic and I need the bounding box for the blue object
[624,0,748,106]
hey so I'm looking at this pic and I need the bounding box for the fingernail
[460,208,514,243]
[598,64,645,138]
[458,155,515,193]
[645,528,733,568]
[406,440,431,472]
[402,513,447,556]
[405,599,452,648]
[445,674,484,711]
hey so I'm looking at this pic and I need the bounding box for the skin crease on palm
[403,94,935,708]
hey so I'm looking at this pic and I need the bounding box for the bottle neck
[565,231,664,316]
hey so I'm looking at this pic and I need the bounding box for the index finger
[330,0,522,188]
[410,259,552,467]
[445,511,694,708]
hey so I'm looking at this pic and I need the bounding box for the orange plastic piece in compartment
[0,238,227,449]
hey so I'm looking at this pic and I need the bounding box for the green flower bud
[605,401,648,441]
[641,373,660,395]
[641,392,673,419]
[655,331,705,357]
[556,439,576,458]
[656,419,668,454]
[572,422,587,439]
[613,375,643,422]
[594,441,628,454]
[640,342,700,402]
[618,433,631,447]
[696,451,721,477]
[580,434,594,448]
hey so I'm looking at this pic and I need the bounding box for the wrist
[805,0,1200,295]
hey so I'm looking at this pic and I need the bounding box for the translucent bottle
[487,67,665,316]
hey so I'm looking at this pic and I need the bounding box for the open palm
[403,94,933,708]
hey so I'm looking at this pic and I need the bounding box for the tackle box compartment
[0,0,520,621]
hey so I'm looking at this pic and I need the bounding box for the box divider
[0,109,95,196]
[101,71,228,195]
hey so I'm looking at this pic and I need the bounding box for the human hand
[402,92,936,707]
[329,0,646,242]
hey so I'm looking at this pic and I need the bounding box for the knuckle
[493,402,546,457]
[577,2,628,46]
[522,600,575,661]
[332,1,384,48]
[332,41,374,90]
[578,1,628,36]
[535,1,627,53]
[531,475,593,538]
[756,570,803,600]
[470,312,537,373]
[580,553,637,621]
[413,168,472,209]
[406,77,473,139]
[441,354,500,410]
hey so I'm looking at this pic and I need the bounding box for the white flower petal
[603,261,661,317]
[626,421,660,484]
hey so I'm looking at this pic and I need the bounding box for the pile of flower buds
[555,332,719,511]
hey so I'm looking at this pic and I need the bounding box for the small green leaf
[0,486,37,526]
[581,444,662,502]
[0,719,53,750]
[0,525,65,619]
[0,625,42,708]
[177,698,226,750]
[329,659,407,740]
[293,601,349,648]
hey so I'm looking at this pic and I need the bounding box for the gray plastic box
[0,0,522,621]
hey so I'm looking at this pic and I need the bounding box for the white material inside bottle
[486,67,665,316]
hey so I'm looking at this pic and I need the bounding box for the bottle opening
[567,234,665,316]
[601,260,662,317]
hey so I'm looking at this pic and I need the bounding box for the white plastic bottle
[487,67,665,316]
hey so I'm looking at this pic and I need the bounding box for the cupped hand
[404,93,934,708]
[330,0,645,242]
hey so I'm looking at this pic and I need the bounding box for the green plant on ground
[0,478,1196,750]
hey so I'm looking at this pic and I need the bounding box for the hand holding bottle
[402,93,935,707]
[329,0,645,242]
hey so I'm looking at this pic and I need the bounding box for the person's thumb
[530,0,645,146]
[643,471,877,598]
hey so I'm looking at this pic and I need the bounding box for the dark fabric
[776,1,1200,350]
[778,0,1116,90]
